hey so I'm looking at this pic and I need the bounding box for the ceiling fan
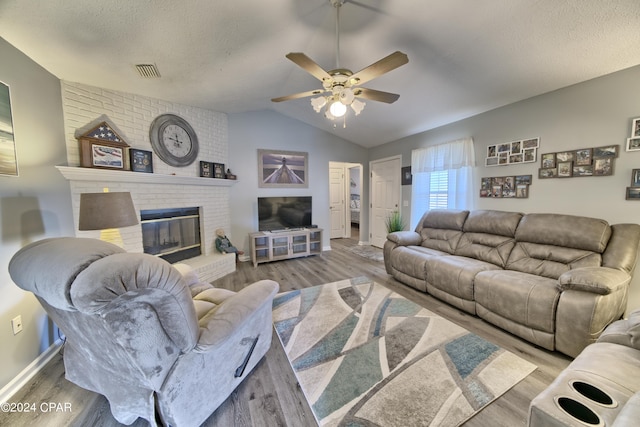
[271,0,408,121]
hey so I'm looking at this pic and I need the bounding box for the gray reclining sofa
[383,209,640,357]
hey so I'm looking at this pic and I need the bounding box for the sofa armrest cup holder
[555,396,604,426]
[570,380,617,408]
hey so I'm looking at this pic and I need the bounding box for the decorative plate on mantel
[78,121,130,170]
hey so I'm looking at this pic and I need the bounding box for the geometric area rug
[272,277,537,427]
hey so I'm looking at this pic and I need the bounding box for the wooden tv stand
[249,228,323,267]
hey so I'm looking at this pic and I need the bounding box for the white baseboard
[322,245,332,252]
[0,339,64,404]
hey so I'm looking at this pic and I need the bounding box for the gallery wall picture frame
[626,137,640,152]
[631,169,640,187]
[593,145,618,158]
[557,161,573,178]
[129,148,153,173]
[541,153,556,168]
[479,174,531,198]
[626,187,640,200]
[538,144,619,180]
[258,149,308,188]
[0,80,18,176]
[485,137,539,167]
[632,117,640,138]
[593,157,614,176]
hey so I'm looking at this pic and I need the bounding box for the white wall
[0,38,75,389]
[370,64,640,314]
[228,110,369,253]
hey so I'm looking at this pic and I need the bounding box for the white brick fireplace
[58,81,236,282]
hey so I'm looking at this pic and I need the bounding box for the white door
[370,156,401,248]
[329,165,346,238]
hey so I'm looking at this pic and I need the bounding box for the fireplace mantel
[56,166,238,187]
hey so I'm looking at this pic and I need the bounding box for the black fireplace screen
[140,207,201,263]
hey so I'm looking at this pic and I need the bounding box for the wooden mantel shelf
[56,166,238,187]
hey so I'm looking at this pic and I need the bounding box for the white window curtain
[410,138,475,229]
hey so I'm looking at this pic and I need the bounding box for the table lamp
[78,190,138,247]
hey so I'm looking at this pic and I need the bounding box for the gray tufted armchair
[8,237,278,427]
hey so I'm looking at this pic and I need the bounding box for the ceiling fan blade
[350,51,408,85]
[286,52,332,82]
[353,87,400,104]
[271,89,326,103]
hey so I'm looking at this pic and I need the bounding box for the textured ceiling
[1,0,640,147]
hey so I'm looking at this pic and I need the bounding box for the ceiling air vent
[135,64,161,78]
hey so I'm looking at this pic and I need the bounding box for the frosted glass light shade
[329,101,347,117]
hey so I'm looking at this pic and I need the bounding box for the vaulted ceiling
[1,1,640,147]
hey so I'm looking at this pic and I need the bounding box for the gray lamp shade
[78,192,139,231]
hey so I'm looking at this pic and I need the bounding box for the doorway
[329,162,362,241]
[369,156,401,248]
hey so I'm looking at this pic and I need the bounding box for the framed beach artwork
[258,149,308,188]
[0,81,18,176]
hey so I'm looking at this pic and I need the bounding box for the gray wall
[0,37,75,388]
[228,110,369,253]
[370,64,640,313]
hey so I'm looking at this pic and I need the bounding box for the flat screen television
[258,196,312,231]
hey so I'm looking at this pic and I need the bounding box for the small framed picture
[498,152,509,165]
[557,161,573,178]
[539,168,557,179]
[593,158,613,176]
[129,148,153,173]
[200,161,212,177]
[487,145,497,157]
[626,187,640,200]
[522,138,540,149]
[574,148,592,166]
[510,140,522,154]
[593,145,619,158]
[497,143,511,153]
[401,166,412,185]
[626,137,640,152]
[509,153,523,163]
[556,151,574,162]
[541,153,556,168]
[573,165,593,177]
[632,118,640,138]
[213,162,225,179]
[523,148,536,163]
[515,175,532,185]
[516,184,529,198]
[485,157,499,167]
[491,185,503,198]
[631,169,640,187]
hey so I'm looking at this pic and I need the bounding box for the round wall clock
[149,114,199,167]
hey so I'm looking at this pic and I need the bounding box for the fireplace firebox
[141,207,202,263]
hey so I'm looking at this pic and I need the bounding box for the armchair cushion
[195,280,278,352]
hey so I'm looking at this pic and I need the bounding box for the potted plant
[385,210,406,233]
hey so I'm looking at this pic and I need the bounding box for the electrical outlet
[11,315,23,335]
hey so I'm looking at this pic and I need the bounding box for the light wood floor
[0,236,572,426]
